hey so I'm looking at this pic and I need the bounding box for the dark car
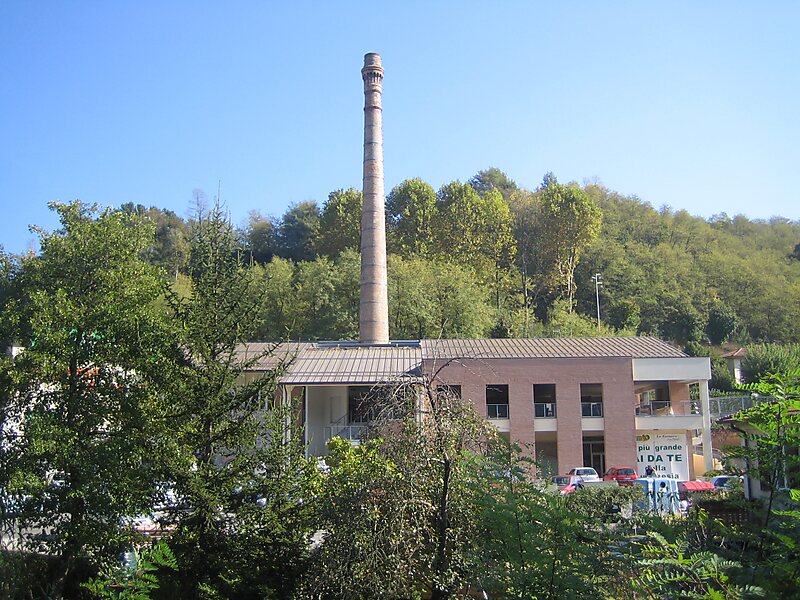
[603,466,638,485]
[711,475,743,490]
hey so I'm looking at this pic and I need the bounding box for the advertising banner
[636,432,689,480]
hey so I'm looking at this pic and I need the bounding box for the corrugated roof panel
[234,341,311,370]
[420,337,685,360]
[236,337,686,384]
[278,345,423,384]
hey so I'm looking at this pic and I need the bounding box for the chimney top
[363,52,382,67]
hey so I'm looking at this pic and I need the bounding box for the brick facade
[424,356,638,475]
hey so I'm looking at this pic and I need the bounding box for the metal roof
[420,337,686,360]
[280,343,422,384]
[234,342,313,371]
[237,336,686,384]
[721,347,747,358]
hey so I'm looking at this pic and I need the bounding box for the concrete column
[556,382,584,473]
[509,383,535,466]
[602,362,638,469]
[360,52,390,344]
[699,379,713,473]
[669,381,690,415]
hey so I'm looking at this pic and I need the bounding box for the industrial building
[241,53,713,479]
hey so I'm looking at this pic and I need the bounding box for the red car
[552,475,585,495]
[603,466,637,485]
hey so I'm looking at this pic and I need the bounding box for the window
[581,383,603,417]
[533,384,556,418]
[486,384,509,419]
[583,437,605,475]
[348,386,378,423]
[437,384,461,399]
[637,384,670,415]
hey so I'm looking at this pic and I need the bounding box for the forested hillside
[98,170,800,346]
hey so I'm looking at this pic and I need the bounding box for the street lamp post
[591,273,603,331]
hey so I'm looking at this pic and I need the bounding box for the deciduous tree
[275,201,320,262]
[0,202,172,597]
[316,188,362,258]
[469,167,517,199]
[386,178,439,257]
[536,173,602,311]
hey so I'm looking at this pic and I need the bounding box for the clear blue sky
[2,1,798,255]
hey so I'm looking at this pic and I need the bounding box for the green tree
[657,293,706,344]
[316,188,362,258]
[252,256,298,340]
[474,445,641,599]
[546,299,624,338]
[299,437,409,598]
[480,189,517,309]
[120,203,190,280]
[711,357,736,392]
[388,255,494,339]
[386,178,439,257]
[626,533,764,599]
[241,210,276,265]
[707,299,738,345]
[469,167,517,199]
[162,204,318,597]
[275,201,320,262]
[294,250,360,340]
[0,202,172,597]
[509,189,548,321]
[435,181,489,261]
[741,344,800,384]
[302,380,495,600]
[605,298,641,332]
[434,182,516,309]
[719,371,800,597]
[536,173,602,312]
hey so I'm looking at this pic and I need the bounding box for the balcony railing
[636,400,701,416]
[581,402,603,417]
[324,424,367,441]
[534,402,557,418]
[487,403,509,419]
[708,395,769,418]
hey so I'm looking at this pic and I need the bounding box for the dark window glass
[581,383,603,417]
[486,385,509,419]
[533,384,556,403]
[533,384,556,418]
[348,386,373,423]
[486,385,509,404]
[437,384,462,398]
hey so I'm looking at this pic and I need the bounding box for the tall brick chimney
[359,52,389,344]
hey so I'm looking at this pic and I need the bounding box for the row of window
[441,383,604,420]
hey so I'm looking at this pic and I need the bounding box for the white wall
[306,385,348,456]
[632,357,711,382]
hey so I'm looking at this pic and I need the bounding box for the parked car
[567,467,600,482]
[603,466,638,485]
[552,475,585,494]
[711,475,743,490]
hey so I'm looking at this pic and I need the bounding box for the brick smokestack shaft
[360,53,389,344]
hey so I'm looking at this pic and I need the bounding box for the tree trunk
[431,458,452,600]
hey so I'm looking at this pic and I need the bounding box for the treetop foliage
[1,201,798,597]
[5,168,800,348]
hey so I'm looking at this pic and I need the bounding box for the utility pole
[591,273,603,331]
